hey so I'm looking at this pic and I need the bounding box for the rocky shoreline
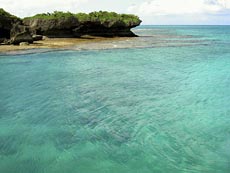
[0,36,138,54]
[0,9,141,47]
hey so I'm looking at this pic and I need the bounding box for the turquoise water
[0,26,230,173]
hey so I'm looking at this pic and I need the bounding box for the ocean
[0,26,230,173]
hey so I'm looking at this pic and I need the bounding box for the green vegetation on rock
[0,8,19,19]
[24,11,141,25]
[1,8,141,43]
[86,11,140,25]
[24,11,74,20]
[74,13,90,22]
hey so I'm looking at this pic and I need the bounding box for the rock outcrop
[0,8,33,45]
[23,11,142,38]
[10,23,33,44]
[23,16,80,38]
[1,10,141,45]
[0,8,21,40]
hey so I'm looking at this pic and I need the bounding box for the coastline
[0,9,141,52]
[0,36,136,54]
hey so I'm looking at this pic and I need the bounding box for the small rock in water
[19,42,29,46]
[32,35,43,41]
[42,36,48,40]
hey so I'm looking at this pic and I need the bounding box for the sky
[1,0,230,25]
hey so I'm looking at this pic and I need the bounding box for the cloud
[127,0,230,16]
[217,0,230,8]
[0,0,88,17]
[0,0,229,24]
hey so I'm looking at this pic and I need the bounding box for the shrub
[24,11,141,25]
[0,8,19,19]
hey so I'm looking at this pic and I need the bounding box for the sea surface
[0,26,230,173]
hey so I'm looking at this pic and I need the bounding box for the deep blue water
[0,26,230,173]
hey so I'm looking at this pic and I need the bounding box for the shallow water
[0,26,230,173]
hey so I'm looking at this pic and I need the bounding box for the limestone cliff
[0,8,33,44]
[0,10,141,45]
[0,8,20,40]
[23,11,141,37]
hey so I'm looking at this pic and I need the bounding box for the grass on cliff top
[0,8,19,19]
[85,11,141,25]
[24,11,141,25]
[24,11,74,20]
